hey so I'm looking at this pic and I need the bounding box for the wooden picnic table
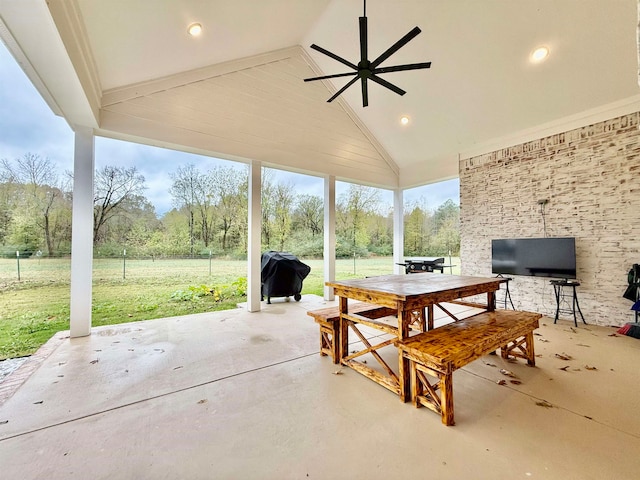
[325,273,506,402]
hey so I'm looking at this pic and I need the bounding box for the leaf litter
[500,369,518,378]
[555,353,573,361]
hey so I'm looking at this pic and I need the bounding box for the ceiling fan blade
[369,74,406,96]
[373,62,431,74]
[310,44,358,71]
[361,77,368,107]
[359,16,368,64]
[304,71,358,82]
[370,26,422,68]
[327,75,360,102]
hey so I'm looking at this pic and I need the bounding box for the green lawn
[0,256,460,359]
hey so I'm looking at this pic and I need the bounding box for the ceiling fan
[304,0,431,107]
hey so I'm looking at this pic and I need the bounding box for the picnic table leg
[339,296,349,364]
[427,305,434,330]
[398,308,411,402]
[487,291,496,311]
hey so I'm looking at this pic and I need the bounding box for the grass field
[0,256,460,360]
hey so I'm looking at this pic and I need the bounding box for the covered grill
[261,251,311,304]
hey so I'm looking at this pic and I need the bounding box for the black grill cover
[261,251,311,303]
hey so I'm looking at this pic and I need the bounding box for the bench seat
[396,310,541,426]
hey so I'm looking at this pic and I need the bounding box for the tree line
[0,153,460,259]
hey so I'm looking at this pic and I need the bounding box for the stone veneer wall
[459,112,640,326]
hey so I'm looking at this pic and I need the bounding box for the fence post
[16,250,20,281]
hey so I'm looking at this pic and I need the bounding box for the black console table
[550,280,586,327]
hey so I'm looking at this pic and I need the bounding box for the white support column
[247,161,262,312]
[393,188,405,275]
[69,127,95,337]
[323,175,336,301]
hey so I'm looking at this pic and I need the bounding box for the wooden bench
[396,310,542,426]
[307,302,404,363]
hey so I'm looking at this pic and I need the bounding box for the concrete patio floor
[0,295,639,479]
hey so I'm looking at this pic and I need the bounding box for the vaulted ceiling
[1,0,639,190]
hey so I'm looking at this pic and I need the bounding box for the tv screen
[491,237,576,279]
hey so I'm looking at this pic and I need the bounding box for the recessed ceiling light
[400,116,410,125]
[531,46,549,63]
[188,23,202,36]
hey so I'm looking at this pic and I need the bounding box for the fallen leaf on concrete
[362,360,367,364]
[536,400,554,408]
[584,365,598,371]
[576,343,590,347]
[333,369,344,375]
[0,420,8,425]
[173,366,184,370]
[497,380,507,385]
[608,333,618,337]
[535,354,543,357]
[484,362,497,367]
[559,366,570,371]
[90,359,99,364]
[500,369,517,378]
[534,333,543,336]
[154,348,165,353]
[94,349,102,352]
[538,338,550,343]
[197,399,207,404]
[33,400,43,404]
[570,327,577,333]
[555,353,573,361]
[57,375,64,378]
[510,380,522,385]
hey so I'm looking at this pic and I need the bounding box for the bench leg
[500,331,536,367]
[411,361,455,426]
[319,327,329,357]
[525,331,535,366]
[439,373,455,426]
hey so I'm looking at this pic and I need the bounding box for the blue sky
[0,41,458,216]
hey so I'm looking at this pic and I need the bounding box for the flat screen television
[491,237,577,279]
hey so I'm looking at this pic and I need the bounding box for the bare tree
[1,153,67,255]
[337,184,380,252]
[170,167,217,249]
[273,182,295,251]
[294,194,323,236]
[210,165,247,251]
[94,165,146,245]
